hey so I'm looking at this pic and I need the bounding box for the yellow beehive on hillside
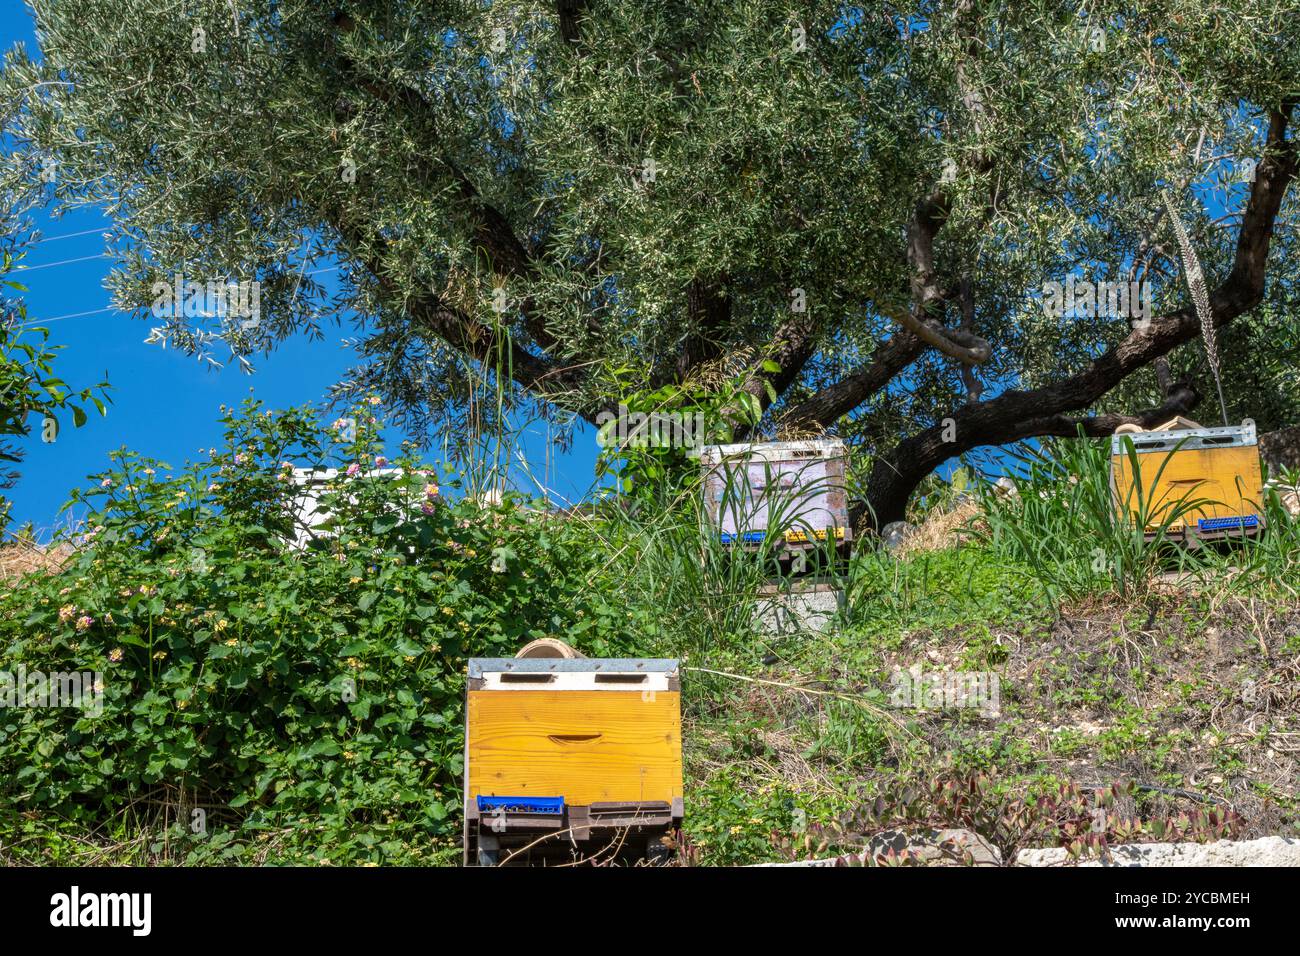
[463,657,682,866]
[1110,420,1263,541]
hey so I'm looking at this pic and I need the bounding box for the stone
[1260,425,1300,473]
[880,521,915,550]
[756,828,1002,867]
[866,828,1002,866]
[754,583,843,636]
[992,476,1019,498]
[1014,836,1300,867]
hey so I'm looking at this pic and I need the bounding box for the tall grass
[973,435,1218,605]
[1231,466,1300,598]
[597,457,847,658]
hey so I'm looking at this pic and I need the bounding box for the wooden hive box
[699,440,851,552]
[463,658,682,865]
[1110,420,1264,541]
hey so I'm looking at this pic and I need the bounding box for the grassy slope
[679,545,1299,865]
[4,537,1296,866]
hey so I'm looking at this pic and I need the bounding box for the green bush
[0,399,637,864]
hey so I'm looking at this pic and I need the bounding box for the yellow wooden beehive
[463,658,682,865]
[1110,420,1263,540]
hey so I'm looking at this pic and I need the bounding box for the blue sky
[1,5,604,536]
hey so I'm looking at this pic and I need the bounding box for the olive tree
[3,0,1298,522]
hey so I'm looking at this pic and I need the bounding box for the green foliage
[684,765,856,867]
[1236,466,1300,596]
[1215,304,1300,430]
[6,0,1299,493]
[972,434,1300,607]
[0,399,637,864]
[974,435,1210,604]
[799,697,891,767]
[844,543,1044,642]
[594,370,763,506]
[598,450,849,659]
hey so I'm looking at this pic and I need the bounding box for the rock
[753,583,844,636]
[1260,424,1300,473]
[1015,836,1300,867]
[992,476,1019,499]
[1284,489,1300,517]
[880,521,915,550]
[757,828,1002,867]
[866,828,1002,866]
[1266,481,1300,517]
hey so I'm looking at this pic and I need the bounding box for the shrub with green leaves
[0,399,636,864]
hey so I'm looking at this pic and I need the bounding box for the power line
[17,265,343,327]
[14,220,348,281]
[29,226,109,245]
[17,252,108,273]
[21,307,115,326]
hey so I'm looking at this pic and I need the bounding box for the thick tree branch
[327,202,599,422]
[1025,381,1200,438]
[886,0,996,368]
[773,190,983,433]
[779,330,925,428]
[331,59,532,280]
[556,1,590,45]
[673,276,731,382]
[890,190,993,366]
[329,13,559,357]
[861,102,1298,528]
[780,2,1003,437]
[732,306,823,427]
